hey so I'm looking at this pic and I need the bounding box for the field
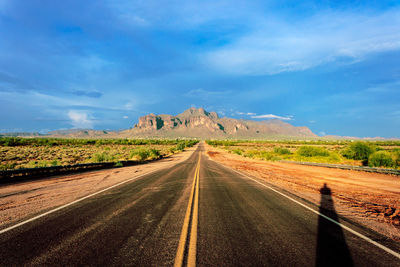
[0,137,198,170]
[206,140,400,169]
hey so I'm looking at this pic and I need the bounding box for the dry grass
[0,144,176,170]
[207,140,400,167]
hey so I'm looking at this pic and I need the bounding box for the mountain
[0,132,45,137]
[1,108,317,139]
[120,107,317,138]
[47,129,115,138]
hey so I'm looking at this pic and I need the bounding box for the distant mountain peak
[178,107,218,119]
[128,107,315,138]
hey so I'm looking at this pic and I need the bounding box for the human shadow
[315,183,353,267]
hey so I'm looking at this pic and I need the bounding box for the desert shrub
[174,140,198,151]
[232,149,243,155]
[241,150,280,161]
[328,152,341,162]
[130,148,150,161]
[274,147,291,155]
[296,146,330,157]
[393,150,400,167]
[206,140,236,147]
[368,151,394,168]
[176,142,186,151]
[149,149,161,159]
[244,150,257,158]
[259,151,279,161]
[341,142,374,161]
[92,152,114,162]
[37,161,49,168]
[0,163,16,170]
[114,161,123,167]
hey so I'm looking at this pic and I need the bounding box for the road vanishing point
[0,143,399,266]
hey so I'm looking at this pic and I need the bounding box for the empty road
[0,143,399,266]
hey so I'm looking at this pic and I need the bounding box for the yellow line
[187,156,200,267]
[174,154,201,267]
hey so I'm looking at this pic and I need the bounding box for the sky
[0,0,400,137]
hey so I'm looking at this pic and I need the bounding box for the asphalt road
[0,143,399,266]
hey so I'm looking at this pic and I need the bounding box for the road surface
[0,143,399,266]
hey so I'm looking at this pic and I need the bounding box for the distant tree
[368,151,394,168]
[341,142,374,164]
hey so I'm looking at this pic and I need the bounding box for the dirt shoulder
[205,144,400,241]
[0,146,197,229]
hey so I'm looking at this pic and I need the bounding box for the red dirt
[206,144,400,241]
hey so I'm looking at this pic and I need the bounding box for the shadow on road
[316,183,354,267]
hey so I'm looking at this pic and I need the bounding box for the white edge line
[0,165,169,235]
[214,160,400,260]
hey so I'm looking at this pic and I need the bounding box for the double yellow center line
[174,154,201,267]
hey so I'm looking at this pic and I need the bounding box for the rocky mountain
[121,107,317,138]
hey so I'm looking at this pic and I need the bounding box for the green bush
[297,146,330,157]
[328,152,341,162]
[368,151,394,168]
[37,161,49,168]
[130,148,150,161]
[341,142,374,161]
[0,163,16,170]
[92,152,114,163]
[114,161,124,167]
[176,142,186,151]
[149,149,161,159]
[260,151,280,161]
[232,149,243,155]
[274,147,291,155]
[174,140,198,151]
[394,150,400,167]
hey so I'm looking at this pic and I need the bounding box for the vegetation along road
[0,142,399,266]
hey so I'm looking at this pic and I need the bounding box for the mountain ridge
[119,107,317,138]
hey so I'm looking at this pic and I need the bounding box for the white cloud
[67,110,94,129]
[236,111,256,116]
[251,114,293,120]
[123,115,129,119]
[205,10,400,75]
[124,101,136,110]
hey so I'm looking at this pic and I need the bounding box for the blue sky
[0,0,400,137]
